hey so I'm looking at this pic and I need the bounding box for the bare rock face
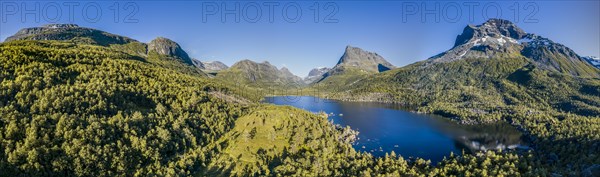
[148,37,193,65]
[304,67,331,84]
[582,56,600,69]
[201,61,229,71]
[430,19,527,63]
[428,18,598,77]
[453,18,527,47]
[192,59,206,69]
[314,45,395,83]
[336,45,395,73]
[280,67,304,84]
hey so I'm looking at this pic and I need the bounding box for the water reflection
[264,96,527,163]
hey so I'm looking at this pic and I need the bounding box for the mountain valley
[1,19,599,176]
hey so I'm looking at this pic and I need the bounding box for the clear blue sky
[1,1,599,77]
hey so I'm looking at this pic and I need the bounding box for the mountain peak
[191,59,229,72]
[304,67,331,84]
[429,19,598,77]
[202,61,229,71]
[222,59,305,87]
[430,19,531,63]
[345,45,357,51]
[279,67,300,78]
[454,18,526,47]
[232,59,274,69]
[148,37,193,65]
[336,45,395,72]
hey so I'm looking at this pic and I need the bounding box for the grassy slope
[306,67,372,95]
[204,105,345,176]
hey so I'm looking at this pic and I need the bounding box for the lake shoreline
[264,96,530,164]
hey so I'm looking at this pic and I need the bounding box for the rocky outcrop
[453,18,526,47]
[583,56,600,69]
[201,61,229,71]
[428,18,598,77]
[148,37,193,65]
[280,67,304,84]
[304,67,331,84]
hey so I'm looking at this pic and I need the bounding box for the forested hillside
[0,40,252,176]
[311,20,600,176]
[0,39,582,177]
[1,20,599,176]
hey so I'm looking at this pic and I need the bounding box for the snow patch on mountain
[583,56,600,68]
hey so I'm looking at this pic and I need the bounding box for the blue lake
[264,96,527,163]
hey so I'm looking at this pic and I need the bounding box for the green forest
[0,39,599,177]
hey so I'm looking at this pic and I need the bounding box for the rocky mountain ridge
[428,18,598,77]
[304,67,331,83]
[5,24,138,46]
[216,59,305,88]
[201,61,229,71]
[582,56,600,69]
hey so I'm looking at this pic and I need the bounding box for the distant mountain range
[192,60,229,74]
[218,45,397,87]
[201,61,229,71]
[7,22,596,90]
[215,60,305,88]
[319,18,600,119]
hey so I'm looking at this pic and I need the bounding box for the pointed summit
[313,45,395,84]
[335,45,395,73]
